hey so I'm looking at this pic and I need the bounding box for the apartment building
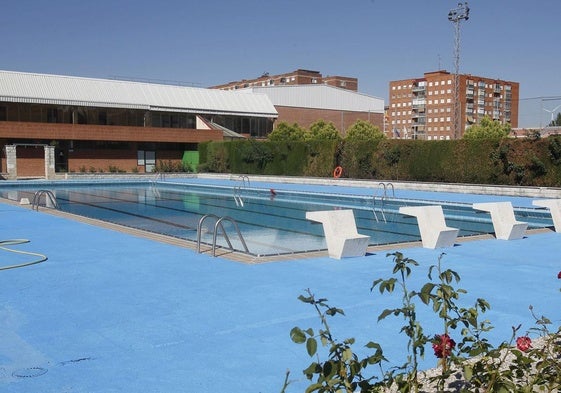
[212,69,384,134]
[388,70,519,140]
[211,69,358,92]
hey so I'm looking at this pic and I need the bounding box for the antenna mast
[448,2,470,139]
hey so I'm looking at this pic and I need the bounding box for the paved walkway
[0,178,559,392]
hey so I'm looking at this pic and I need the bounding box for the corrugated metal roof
[241,84,385,113]
[0,70,278,117]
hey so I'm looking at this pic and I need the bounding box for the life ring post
[333,166,343,178]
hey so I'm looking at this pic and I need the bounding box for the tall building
[212,69,384,134]
[211,69,358,92]
[388,70,519,140]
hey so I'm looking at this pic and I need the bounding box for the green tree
[306,120,341,140]
[267,122,306,142]
[463,116,511,139]
[345,119,384,141]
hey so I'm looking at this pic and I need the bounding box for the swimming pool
[0,180,554,257]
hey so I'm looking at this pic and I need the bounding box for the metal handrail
[197,214,220,253]
[32,190,60,211]
[238,175,250,188]
[197,214,249,257]
[151,172,166,185]
[372,182,395,223]
[233,186,244,207]
[212,216,249,257]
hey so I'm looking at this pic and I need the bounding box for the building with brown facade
[0,70,277,179]
[212,70,383,134]
[211,69,358,92]
[388,70,519,140]
[239,85,384,134]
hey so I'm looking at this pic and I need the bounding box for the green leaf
[290,327,307,344]
[377,308,394,321]
[306,337,318,356]
[419,283,435,304]
[298,294,313,304]
[322,361,334,378]
[343,347,353,361]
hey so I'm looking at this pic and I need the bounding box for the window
[47,108,59,123]
[0,106,6,121]
[137,150,156,172]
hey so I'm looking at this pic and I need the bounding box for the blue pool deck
[1,176,560,392]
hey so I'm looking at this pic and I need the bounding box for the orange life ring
[333,166,343,178]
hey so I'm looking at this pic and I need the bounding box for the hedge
[197,137,561,187]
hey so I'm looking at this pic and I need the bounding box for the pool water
[0,181,554,256]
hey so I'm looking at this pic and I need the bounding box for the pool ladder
[151,172,166,184]
[372,182,395,223]
[32,190,60,211]
[197,214,249,257]
[233,175,250,207]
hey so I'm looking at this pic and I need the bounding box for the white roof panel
[0,70,278,117]
[241,84,384,113]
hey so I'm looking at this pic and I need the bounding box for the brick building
[0,70,277,178]
[241,85,384,134]
[211,69,358,92]
[388,70,519,140]
[212,70,383,134]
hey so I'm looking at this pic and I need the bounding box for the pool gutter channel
[3,196,553,264]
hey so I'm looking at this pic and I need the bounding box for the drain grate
[12,367,48,378]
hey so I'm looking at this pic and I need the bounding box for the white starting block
[399,205,459,249]
[473,201,527,240]
[305,210,370,259]
[532,199,561,233]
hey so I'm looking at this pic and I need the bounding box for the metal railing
[197,214,249,257]
[32,190,60,211]
[372,183,395,223]
[233,175,250,207]
[151,172,166,185]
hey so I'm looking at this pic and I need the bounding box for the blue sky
[1,0,560,127]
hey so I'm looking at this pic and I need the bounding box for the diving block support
[305,210,370,259]
[532,199,561,233]
[473,202,527,240]
[399,205,459,249]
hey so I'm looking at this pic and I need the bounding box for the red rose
[432,334,456,358]
[557,271,561,279]
[516,336,532,352]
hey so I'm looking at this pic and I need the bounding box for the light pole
[448,2,470,139]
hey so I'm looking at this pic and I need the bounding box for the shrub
[283,253,561,393]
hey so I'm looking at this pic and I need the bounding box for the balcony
[412,104,426,112]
